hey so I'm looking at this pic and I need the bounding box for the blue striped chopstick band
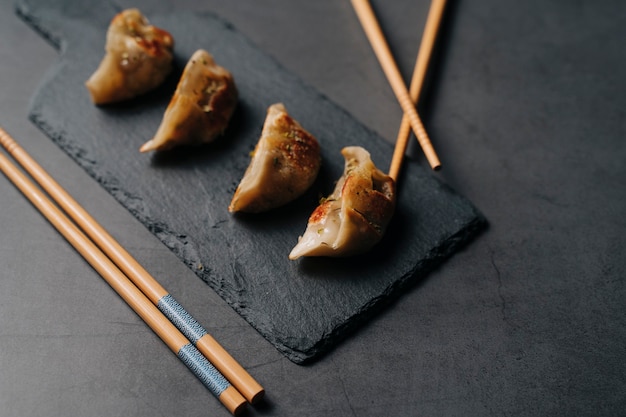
[178,343,230,396]
[157,294,208,343]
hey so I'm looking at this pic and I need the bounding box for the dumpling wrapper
[85,8,174,105]
[229,103,321,213]
[140,49,238,152]
[289,146,396,259]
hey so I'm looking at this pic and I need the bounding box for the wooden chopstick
[388,0,447,181]
[0,127,262,405]
[350,0,441,171]
[0,147,246,415]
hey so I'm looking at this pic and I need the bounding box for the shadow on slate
[15,0,486,364]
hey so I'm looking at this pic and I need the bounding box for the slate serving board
[16,0,486,363]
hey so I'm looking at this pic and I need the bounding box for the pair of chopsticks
[350,0,447,178]
[0,127,263,415]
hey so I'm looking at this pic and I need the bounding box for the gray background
[1,0,624,416]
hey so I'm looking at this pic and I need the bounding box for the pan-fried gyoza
[86,9,174,105]
[289,146,395,259]
[140,49,238,152]
[229,103,321,213]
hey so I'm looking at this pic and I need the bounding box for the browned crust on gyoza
[85,8,174,105]
[229,103,321,213]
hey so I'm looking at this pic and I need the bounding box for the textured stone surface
[17,0,485,363]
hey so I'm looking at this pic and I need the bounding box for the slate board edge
[284,214,487,364]
[16,3,488,364]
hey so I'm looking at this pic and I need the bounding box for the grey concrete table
[1,0,624,416]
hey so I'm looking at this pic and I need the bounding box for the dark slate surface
[16,0,485,363]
